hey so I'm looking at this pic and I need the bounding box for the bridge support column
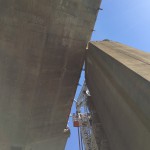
[85,41,150,150]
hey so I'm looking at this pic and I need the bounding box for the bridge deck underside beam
[0,0,101,149]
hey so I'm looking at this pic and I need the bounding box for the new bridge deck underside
[0,0,101,149]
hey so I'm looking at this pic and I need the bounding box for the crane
[72,82,99,150]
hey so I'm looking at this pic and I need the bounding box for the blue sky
[92,0,150,52]
[65,0,150,149]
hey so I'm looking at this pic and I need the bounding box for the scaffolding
[72,82,99,150]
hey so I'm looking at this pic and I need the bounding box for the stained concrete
[0,0,101,149]
[86,41,150,150]
[87,96,110,150]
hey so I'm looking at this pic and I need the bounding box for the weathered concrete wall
[25,134,68,150]
[87,96,110,150]
[86,41,150,150]
[0,0,101,149]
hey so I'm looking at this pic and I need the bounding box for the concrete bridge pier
[86,41,150,150]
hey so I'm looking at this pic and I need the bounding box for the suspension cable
[78,127,81,150]
[80,128,84,150]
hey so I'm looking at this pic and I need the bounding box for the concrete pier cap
[0,0,102,149]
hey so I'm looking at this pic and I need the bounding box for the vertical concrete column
[85,41,150,150]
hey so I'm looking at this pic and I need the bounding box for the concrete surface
[87,96,110,150]
[0,0,101,149]
[86,41,150,150]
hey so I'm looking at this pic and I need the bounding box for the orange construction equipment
[73,113,80,127]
